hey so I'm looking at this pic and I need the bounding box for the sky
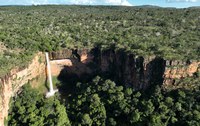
[0,0,200,8]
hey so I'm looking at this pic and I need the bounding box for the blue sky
[0,0,200,8]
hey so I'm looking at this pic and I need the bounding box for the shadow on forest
[55,49,166,101]
[56,58,100,101]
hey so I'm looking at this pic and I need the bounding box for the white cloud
[104,0,132,6]
[2,0,133,6]
[69,0,133,6]
[31,0,48,5]
[69,0,96,4]
[167,0,199,2]
[121,0,132,6]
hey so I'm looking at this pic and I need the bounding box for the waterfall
[45,52,58,98]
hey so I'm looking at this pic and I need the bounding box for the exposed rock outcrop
[49,48,199,90]
[0,52,45,126]
[92,48,166,89]
[163,61,200,88]
[0,48,199,126]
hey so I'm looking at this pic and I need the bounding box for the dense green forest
[1,5,200,126]
[0,5,200,77]
[8,76,200,126]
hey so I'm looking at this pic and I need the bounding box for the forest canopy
[8,76,200,126]
[2,5,200,126]
[0,5,200,77]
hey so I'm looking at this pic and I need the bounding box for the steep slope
[0,48,199,125]
[0,52,45,126]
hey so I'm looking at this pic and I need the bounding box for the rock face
[92,48,166,89]
[49,48,199,90]
[163,61,200,88]
[0,52,45,126]
[0,48,199,126]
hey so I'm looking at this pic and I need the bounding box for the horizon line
[0,4,199,8]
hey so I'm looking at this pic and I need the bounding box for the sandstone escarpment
[92,48,166,89]
[49,48,199,90]
[163,61,200,89]
[0,52,45,126]
[1,48,199,126]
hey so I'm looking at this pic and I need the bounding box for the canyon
[0,48,199,126]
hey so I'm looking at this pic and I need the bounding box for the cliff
[0,52,45,126]
[164,60,200,89]
[0,48,199,125]
[49,48,200,90]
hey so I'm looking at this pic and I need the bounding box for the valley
[0,5,199,126]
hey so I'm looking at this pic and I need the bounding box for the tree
[81,114,93,126]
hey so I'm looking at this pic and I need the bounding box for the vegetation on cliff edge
[0,5,200,77]
[8,76,200,126]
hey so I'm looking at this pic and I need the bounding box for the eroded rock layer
[0,52,45,126]
[0,48,199,126]
[49,48,199,90]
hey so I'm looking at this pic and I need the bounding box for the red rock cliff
[1,48,199,126]
[163,60,200,89]
[49,48,199,90]
[0,52,45,126]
